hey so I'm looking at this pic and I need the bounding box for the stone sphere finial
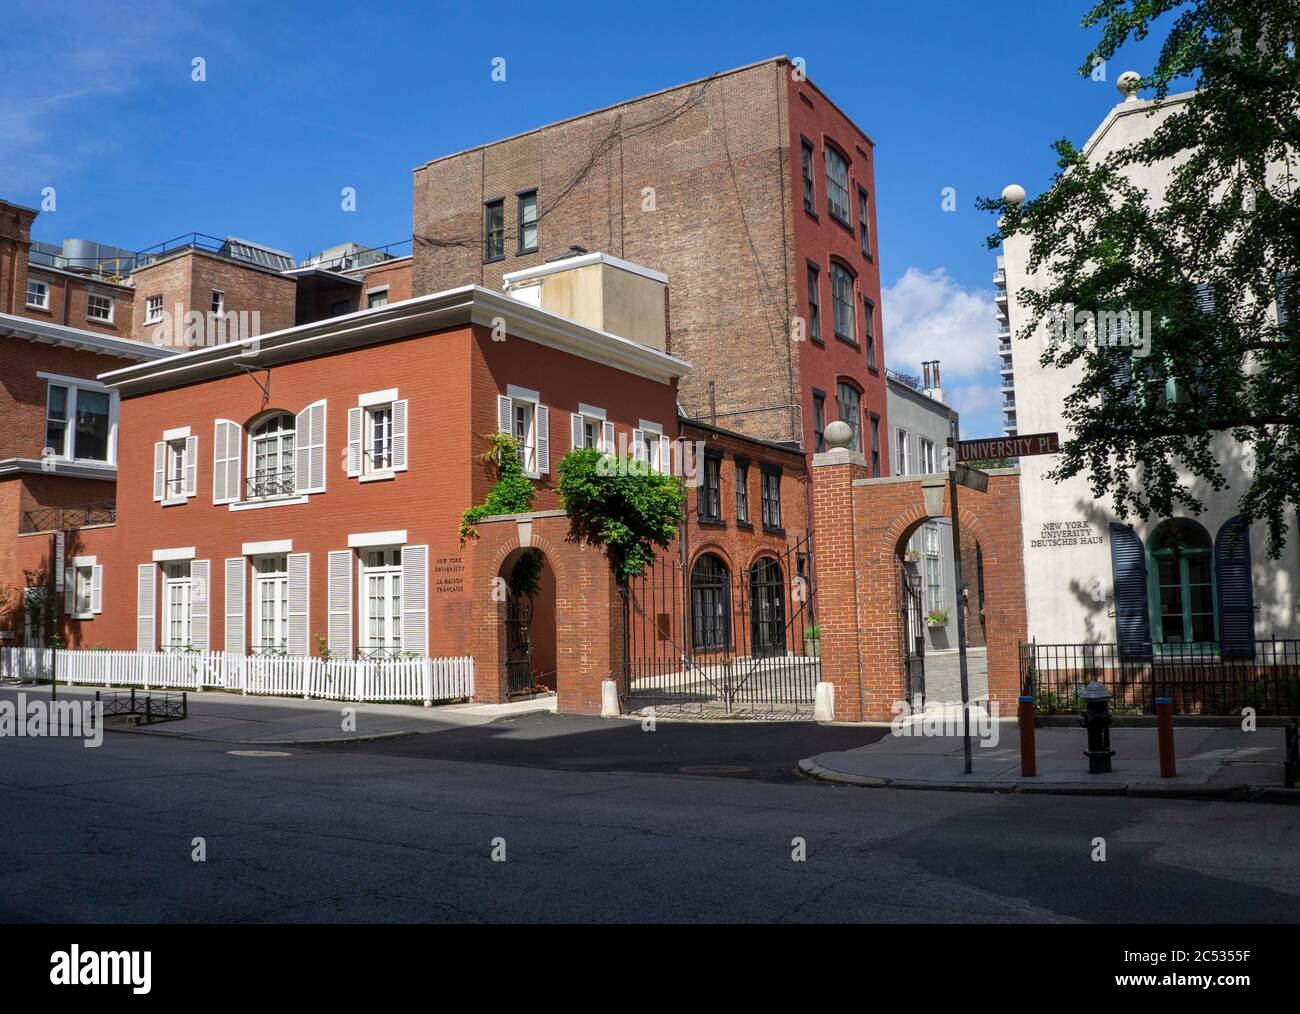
[824,420,854,450]
[1001,184,1026,208]
[1117,71,1142,101]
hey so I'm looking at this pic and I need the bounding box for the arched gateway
[809,432,1027,722]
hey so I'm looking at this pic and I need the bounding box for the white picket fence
[0,647,474,706]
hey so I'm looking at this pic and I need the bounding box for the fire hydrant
[1078,680,1115,774]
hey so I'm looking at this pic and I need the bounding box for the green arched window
[1149,520,1216,645]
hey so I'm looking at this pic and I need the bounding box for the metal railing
[885,368,923,391]
[20,502,116,533]
[1021,640,1300,715]
[246,469,296,500]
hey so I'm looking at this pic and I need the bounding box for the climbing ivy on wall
[459,432,537,546]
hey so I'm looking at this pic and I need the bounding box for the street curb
[103,724,423,746]
[797,757,1289,803]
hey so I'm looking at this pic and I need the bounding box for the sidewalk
[800,721,1300,803]
[0,682,556,744]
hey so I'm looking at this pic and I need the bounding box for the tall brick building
[412,57,889,469]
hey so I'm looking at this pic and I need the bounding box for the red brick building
[411,57,889,469]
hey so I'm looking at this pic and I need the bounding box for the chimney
[501,251,668,352]
[0,200,37,316]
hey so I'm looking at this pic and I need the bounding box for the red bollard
[1018,695,1037,777]
[1156,696,1176,778]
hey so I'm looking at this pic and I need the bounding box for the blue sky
[6,0,1169,437]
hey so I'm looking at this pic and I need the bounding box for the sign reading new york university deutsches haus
[957,432,1061,462]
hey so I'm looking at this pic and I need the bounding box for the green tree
[984,1,1300,556]
[557,449,685,580]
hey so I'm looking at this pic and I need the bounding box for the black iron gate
[902,566,926,709]
[505,595,534,696]
[620,533,820,719]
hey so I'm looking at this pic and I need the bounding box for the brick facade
[809,452,1026,721]
[411,58,888,461]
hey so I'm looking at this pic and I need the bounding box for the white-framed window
[252,555,289,654]
[210,290,225,316]
[26,278,49,309]
[163,561,192,650]
[514,401,536,471]
[923,523,943,613]
[570,403,613,453]
[635,419,668,473]
[367,404,393,472]
[44,379,114,463]
[366,287,389,309]
[248,412,296,499]
[166,439,187,500]
[360,548,402,658]
[893,428,911,476]
[86,293,114,323]
[348,391,407,479]
[145,294,164,324]
[919,437,937,474]
[497,386,547,478]
[67,560,103,620]
[824,144,851,224]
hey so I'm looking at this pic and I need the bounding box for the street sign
[54,530,65,592]
[954,463,989,493]
[958,431,1060,462]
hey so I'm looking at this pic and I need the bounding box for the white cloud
[881,267,999,378]
[882,267,1006,436]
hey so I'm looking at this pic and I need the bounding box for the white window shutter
[190,559,210,651]
[571,412,583,450]
[213,420,241,505]
[310,400,326,491]
[295,401,327,494]
[91,565,103,614]
[327,550,352,658]
[632,428,646,464]
[497,395,512,434]
[152,441,165,502]
[391,399,408,472]
[346,407,363,477]
[602,421,615,454]
[401,545,428,656]
[184,435,198,497]
[658,434,671,475]
[64,574,74,615]
[287,553,310,656]
[224,557,245,655]
[137,564,156,652]
[535,405,550,474]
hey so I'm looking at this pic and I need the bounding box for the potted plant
[926,608,949,628]
[803,624,821,657]
[904,549,921,563]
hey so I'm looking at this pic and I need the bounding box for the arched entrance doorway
[498,547,557,697]
[749,556,787,657]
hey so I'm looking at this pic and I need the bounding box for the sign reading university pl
[957,431,1061,462]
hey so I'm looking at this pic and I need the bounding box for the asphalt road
[2,713,1298,923]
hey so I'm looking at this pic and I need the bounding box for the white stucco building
[1002,78,1300,654]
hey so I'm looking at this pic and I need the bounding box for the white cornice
[99,285,692,396]
[0,458,117,480]
[0,313,174,362]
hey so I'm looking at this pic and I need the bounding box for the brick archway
[469,511,622,714]
[809,451,1025,721]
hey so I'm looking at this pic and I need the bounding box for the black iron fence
[20,502,116,534]
[1021,640,1300,716]
[620,533,820,718]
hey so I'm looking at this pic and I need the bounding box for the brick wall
[809,457,1026,720]
[130,249,297,344]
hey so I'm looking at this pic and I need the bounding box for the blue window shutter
[1215,516,1255,659]
[1109,523,1151,659]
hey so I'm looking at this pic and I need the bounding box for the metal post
[947,435,972,775]
[1018,695,1037,777]
[1156,696,1176,778]
[48,532,57,702]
